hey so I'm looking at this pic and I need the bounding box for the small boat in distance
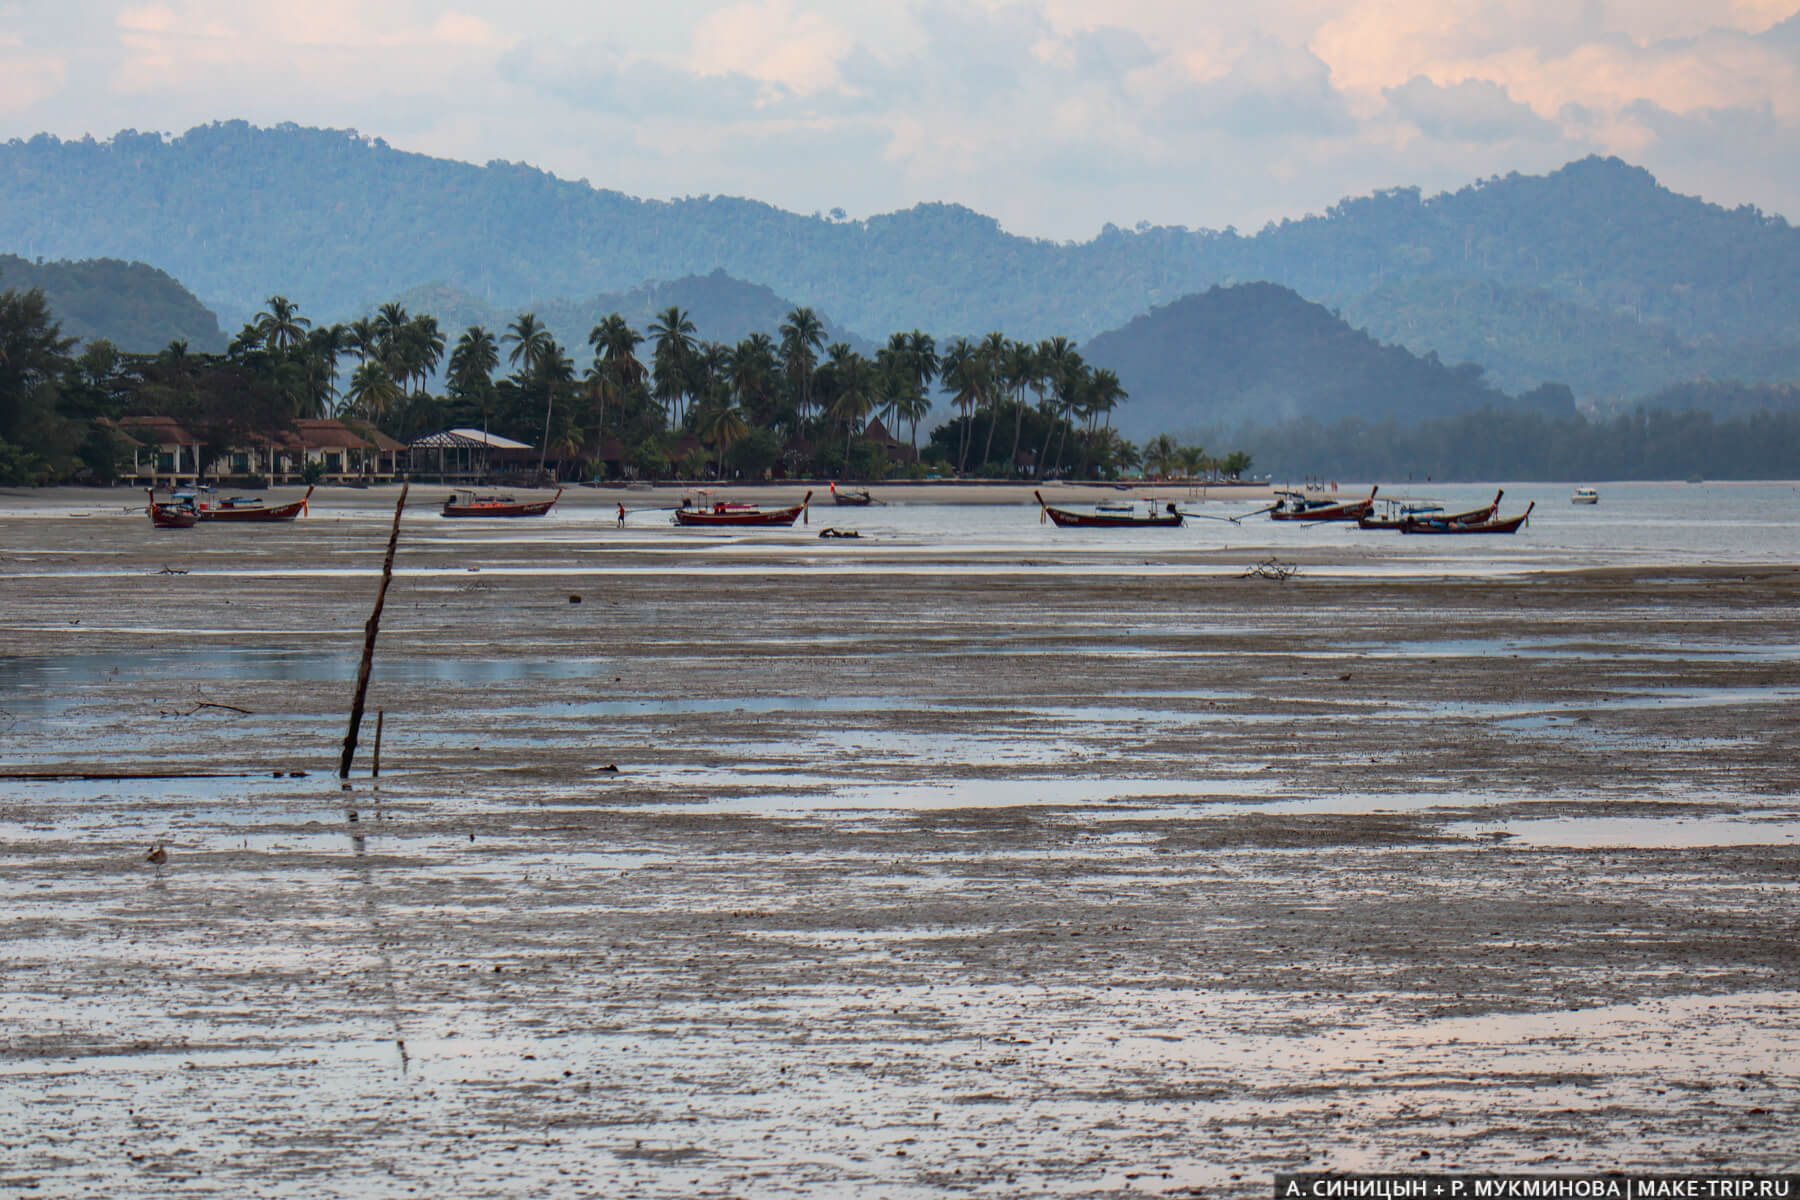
[1270,486,1378,522]
[830,482,875,506]
[1035,491,1184,528]
[673,491,813,526]
[441,487,563,518]
[1572,487,1599,504]
[1401,501,1535,534]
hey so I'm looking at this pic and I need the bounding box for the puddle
[1452,815,1800,849]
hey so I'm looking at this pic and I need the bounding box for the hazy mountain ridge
[1081,282,1577,441]
[5,124,1797,355]
[0,253,224,353]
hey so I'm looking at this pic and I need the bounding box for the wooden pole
[339,486,408,779]
[372,710,384,778]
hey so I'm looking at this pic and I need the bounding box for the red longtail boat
[673,491,813,527]
[146,490,199,528]
[1035,491,1184,528]
[189,484,314,522]
[441,487,562,518]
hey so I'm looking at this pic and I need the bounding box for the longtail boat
[146,490,199,528]
[1035,491,1184,528]
[673,491,812,527]
[153,484,313,522]
[1270,486,1378,521]
[1359,489,1502,531]
[830,482,875,506]
[1401,501,1534,534]
[441,487,562,518]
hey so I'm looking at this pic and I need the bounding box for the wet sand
[3,489,1798,1197]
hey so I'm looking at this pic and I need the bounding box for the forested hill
[383,270,864,363]
[0,254,224,352]
[4,123,1798,361]
[1082,283,1577,441]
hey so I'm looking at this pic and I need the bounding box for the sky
[4,0,1800,239]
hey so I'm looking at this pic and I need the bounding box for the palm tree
[447,326,499,433]
[938,338,981,474]
[397,315,445,394]
[778,307,825,422]
[502,313,554,383]
[977,332,1008,471]
[696,402,750,470]
[346,362,403,423]
[530,338,575,476]
[1003,340,1040,476]
[449,326,499,397]
[647,306,697,424]
[589,314,646,389]
[1143,433,1179,480]
[346,317,380,365]
[254,296,310,352]
[829,351,875,471]
[1076,368,1127,477]
[303,323,348,418]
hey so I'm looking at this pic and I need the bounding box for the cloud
[1160,36,1354,138]
[1384,75,1560,142]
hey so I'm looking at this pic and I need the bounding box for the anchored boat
[441,488,562,517]
[1035,491,1184,528]
[673,491,813,527]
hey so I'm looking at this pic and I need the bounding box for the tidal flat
[3,486,1798,1197]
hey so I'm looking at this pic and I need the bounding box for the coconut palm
[254,296,311,352]
[976,332,1009,471]
[449,326,499,397]
[530,337,575,475]
[346,362,403,423]
[346,317,379,365]
[1143,433,1180,480]
[647,306,697,423]
[502,313,554,383]
[302,323,348,418]
[778,307,825,422]
[589,314,646,389]
[696,401,750,468]
[828,351,875,471]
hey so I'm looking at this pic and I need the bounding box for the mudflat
[3,487,1798,1197]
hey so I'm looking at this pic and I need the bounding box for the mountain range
[5,121,1800,421]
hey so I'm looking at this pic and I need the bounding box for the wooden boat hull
[1036,491,1183,527]
[1271,487,1378,521]
[149,505,198,528]
[674,492,812,527]
[1401,502,1534,534]
[1361,490,1502,531]
[674,504,807,526]
[442,488,562,518]
[199,487,313,522]
[833,493,874,506]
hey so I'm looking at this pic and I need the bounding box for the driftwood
[340,486,408,779]
[163,701,253,717]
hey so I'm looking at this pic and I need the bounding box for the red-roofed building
[106,416,204,485]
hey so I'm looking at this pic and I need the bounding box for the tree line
[3,283,1269,485]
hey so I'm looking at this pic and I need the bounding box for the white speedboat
[1571,487,1599,504]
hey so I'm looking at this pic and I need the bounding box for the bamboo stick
[340,486,408,779]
